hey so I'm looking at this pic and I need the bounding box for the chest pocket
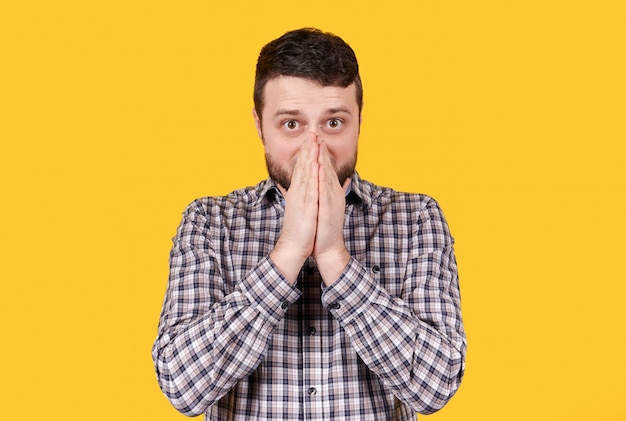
[364,260,406,298]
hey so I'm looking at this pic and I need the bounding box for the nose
[309,126,320,136]
[307,129,321,143]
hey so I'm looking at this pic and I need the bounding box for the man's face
[253,76,361,191]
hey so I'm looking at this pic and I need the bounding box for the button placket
[300,257,326,418]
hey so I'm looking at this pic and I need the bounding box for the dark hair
[253,28,363,116]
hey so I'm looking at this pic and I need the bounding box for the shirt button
[329,302,341,310]
[280,301,289,309]
[307,387,317,396]
[307,326,316,336]
[372,265,380,273]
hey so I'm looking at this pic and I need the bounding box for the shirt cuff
[321,256,383,325]
[240,256,302,325]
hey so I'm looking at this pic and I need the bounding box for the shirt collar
[253,178,280,207]
[346,172,372,207]
[254,171,372,208]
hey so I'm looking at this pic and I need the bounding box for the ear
[252,108,264,143]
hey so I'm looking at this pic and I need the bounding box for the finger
[318,140,339,188]
[291,135,319,209]
[305,133,320,194]
[342,176,351,194]
[290,132,318,189]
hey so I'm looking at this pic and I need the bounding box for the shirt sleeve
[151,200,301,417]
[321,197,466,414]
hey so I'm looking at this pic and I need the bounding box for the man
[152,28,466,420]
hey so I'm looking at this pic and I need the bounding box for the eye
[326,118,343,129]
[282,119,300,130]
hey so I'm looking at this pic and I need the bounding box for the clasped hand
[270,133,351,286]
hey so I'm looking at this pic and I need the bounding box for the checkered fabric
[152,173,466,420]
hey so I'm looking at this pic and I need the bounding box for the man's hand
[269,133,319,283]
[270,133,350,286]
[313,140,351,286]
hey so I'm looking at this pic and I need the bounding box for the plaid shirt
[152,173,466,420]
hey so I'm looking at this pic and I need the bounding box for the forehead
[261,76,358,116]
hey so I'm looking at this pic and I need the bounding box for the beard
[264,150,357,191]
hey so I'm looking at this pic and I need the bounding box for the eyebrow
[328,107,352,116]
[273,107,353,118]
[273,109,302,117]
[327,107,352,115]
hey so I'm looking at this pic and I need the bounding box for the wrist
[270,242,309,284]
[314,247,351,286]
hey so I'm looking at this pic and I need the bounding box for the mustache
[264,152,357,191]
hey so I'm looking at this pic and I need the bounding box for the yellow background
[1,1,624,420]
